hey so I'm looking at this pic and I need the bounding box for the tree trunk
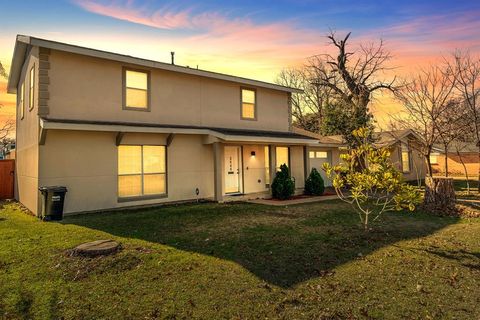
[457,150,470,194]
[425,155,433,177]
[478,147,480,193]
[444,151,448,177]
[423,176,456,215]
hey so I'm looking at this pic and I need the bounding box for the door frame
[223,145,244,194]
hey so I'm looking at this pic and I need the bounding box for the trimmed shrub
[271,164,295,200]
[305,168,325,196]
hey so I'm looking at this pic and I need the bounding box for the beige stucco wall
[37,132,311,214]
[39,130,215,214]
[15,47,40,214]
[308,147,338,186]
[47,50,290,132]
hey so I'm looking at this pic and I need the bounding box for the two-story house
[7,35,319,215]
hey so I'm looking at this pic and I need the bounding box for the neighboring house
[0,142,15,160]
[7,35,320,215]
[5,149,16,160]
[431,143,479,177]
[293,128,426,185]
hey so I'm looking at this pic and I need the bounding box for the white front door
[224,146,241,194]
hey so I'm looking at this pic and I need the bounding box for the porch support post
[269,145,276,190]
[213,142,224,202]
[304,145,310,179]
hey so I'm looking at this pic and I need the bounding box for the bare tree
[447,51,480,191]
[0,60,13,147]
[394,65,456,176]
[435,98,469,176]
[277,32,396,144]
[451,136,474,194]
[0,62,7,80]
[276,65,334,133]
[312,32,396,133]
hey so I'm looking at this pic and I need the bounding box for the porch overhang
[39,118,318,145]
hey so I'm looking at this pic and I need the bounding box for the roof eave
[7,35,30,94]
[40,118,316,144]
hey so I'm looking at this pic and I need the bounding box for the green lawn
[1,200,479,319]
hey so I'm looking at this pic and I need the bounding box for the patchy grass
[0,200,479,319]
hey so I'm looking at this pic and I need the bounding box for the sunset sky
[1,0,480,132]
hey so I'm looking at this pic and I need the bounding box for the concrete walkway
[248,195,339,206]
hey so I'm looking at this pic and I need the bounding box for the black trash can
[39,186,68,221]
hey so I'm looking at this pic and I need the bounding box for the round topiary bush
[271,164,295,200]
[305,168,325,196]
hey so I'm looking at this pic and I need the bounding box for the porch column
[213,142,224,202]
[304,146,310,179]
[269,145,276,188]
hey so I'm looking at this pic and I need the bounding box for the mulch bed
[271,192,336,201]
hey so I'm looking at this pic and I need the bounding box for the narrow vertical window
[241,88,256,119]
[19,82,25,120]
[118,145,166,198]
[402,150,411,173]
[29,66,35,110]
[124,69,149,110]
[264,146,270,187]
[276,147,289,171]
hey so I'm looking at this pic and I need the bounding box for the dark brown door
[0,160,15,199]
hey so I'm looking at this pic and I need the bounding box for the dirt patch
[57,252,143,281]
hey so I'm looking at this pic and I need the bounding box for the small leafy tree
[305,168,325,196]
[271,164,295,200]
[323,127,421,230]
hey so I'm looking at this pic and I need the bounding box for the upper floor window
[123,69,149,110]
[19,82,25,120]
[29,66,35,111]
[241,88,256,120]
[430,153,439,165]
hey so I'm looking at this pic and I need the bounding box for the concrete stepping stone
[72,240,121,257]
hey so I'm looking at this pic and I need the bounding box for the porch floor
[223,191,271,202]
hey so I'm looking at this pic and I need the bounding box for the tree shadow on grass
[424,248,480,271]
[63,201,459,288]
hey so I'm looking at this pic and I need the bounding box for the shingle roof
[41,118,317,141]
[292,127,420,147]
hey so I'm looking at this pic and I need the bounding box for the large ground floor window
[276,146,290,171]
[118,145,166,198]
